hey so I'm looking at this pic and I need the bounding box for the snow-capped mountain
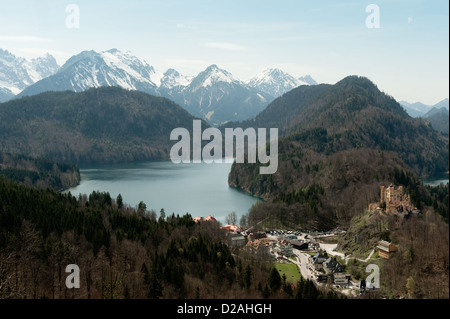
[0,49,59,102]
[247,68,316,98]
[247,68,307,98]
[17,52,272,124]
[189,64,237,91]
[298,75,317,86]
[10,48,318,124]
[159,68,193,90]
[19,49,160,97]
[176,64,272,124]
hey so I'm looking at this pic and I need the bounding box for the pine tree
[243,264,252,289]
[116,194,123,209]
[268,267,281,292]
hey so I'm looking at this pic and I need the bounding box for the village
[194,183,417,297]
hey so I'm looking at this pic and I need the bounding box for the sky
[0,0,448,105]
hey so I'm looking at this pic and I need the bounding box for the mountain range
[399,98,449,117]
[399,99,449,134]
[1,48,316,125]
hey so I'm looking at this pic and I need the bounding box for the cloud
[0,35,53,43]
[408,16,413,23]
[204,42,247,52]
[176,24,198,30]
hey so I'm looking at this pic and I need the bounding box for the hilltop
[0,86,203,165]
[231,76,448,178]
[229,76,449,230]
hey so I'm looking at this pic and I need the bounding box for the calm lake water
[67,161,261,225]
[423,174,449,186]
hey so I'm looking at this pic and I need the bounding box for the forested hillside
[0,152,80,190]
[0,176,337,299]
[229,76,449,230]
[231,148,434,230]
[0,87,204,164]
[230,76,448,178]
[336,192,448,299]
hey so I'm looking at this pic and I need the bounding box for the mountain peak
[160,68,192,89]
[19,48,160,97]
[247,68,311,98]
[164,68,180,76]
[191,64,236,89]
[264,68,284,75]
[0,49,59,101]
[298,74,317,85]
[206,64,220,70]
[336,75,374,86]
[105,48,121,54]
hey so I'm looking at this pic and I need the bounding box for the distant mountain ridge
[399,98,449,134]
[0,48,59,102]
[424,106,449,134]
[10,48,316,124]
[399,98,449,117]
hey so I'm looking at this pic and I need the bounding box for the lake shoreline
[66,160,261,225]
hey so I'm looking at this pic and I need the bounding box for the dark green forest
[0,176,339,299]
[0,152,80,190]
[0,87,205,164]
[229,76,449,230]
[229,76,449,178]
[0,77,447,300]
[227,77,449,299]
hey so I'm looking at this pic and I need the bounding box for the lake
[423,173,449,187]
[67,160,261,225]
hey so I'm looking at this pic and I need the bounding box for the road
[318,242,375,265]
[292,248,316,283]
[318,243,345,258]
[269,232,369,297]
[291,246,364,298]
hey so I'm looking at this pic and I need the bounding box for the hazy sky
[0,0,448,104]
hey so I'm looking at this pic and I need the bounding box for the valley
[0,52,448,301]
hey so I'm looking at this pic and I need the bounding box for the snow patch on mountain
[191,64,238,90]
[5,47,320,124]
[247,68,313,97]
[160,68,193,89]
